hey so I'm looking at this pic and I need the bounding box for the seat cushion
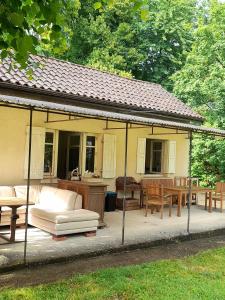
[38,186,78,211]
[29,207,99,224]
[0,186,15,197]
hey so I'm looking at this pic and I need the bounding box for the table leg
[204,192,208,210]
[177,191,182,217]
[208,191,212,213]
[10,206,19,243]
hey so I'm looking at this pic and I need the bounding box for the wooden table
[165,186,212,217]
[0,197,28,243]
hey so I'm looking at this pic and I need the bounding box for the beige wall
[0,106,189,190]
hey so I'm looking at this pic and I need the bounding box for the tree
[58,0,198,86]
[134,0,198,90]
[173,0,225,185]
[0,0,80,68]
[59,0,146,77]
[0,0,149,69]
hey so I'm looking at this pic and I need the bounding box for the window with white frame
[85,135,96,173]
[145,139,163,174]
[44,130,56,176]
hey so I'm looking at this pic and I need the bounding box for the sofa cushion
[30,207,99,224]
[0,186,15,197]
[14,185,41,204]
[38,186,78,211]
[1,206,27,214]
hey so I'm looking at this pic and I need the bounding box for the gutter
[0,82,203,124]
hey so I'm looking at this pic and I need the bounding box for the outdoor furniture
[206,182,225,213]
[58,180,107,227]
[165,186,213,217]
[0,197,32,243]
[0,185,40,226]
[144,184,172,219]
[140,178,174,207]
[116,177,141,210]
[173,176,199,205]
[29,186,99,239]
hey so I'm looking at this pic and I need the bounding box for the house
[1,55,225,267]
[1,55,221,191]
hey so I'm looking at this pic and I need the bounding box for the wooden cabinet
[58,180,107,227]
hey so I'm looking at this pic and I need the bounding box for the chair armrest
[164,194,173,198]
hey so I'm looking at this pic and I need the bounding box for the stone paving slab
[1,205,225,269]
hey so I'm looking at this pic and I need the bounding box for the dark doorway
[57,131,81,179]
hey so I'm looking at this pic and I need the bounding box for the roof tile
[0,55,202,120]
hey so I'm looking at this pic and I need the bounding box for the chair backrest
[215,182,225,193]
[146,184,164,202]
[174,176,187,187]
[141,178,173,189]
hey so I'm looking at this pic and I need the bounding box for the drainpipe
[187,130,193,234]
[24,107,33,264]
[122,122,129,245]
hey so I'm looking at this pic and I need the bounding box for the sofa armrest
[74,195,82,210]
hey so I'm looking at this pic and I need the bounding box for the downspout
[122,122,129,245]
[23,107,33,264]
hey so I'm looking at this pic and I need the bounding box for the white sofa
[0,185,42,226]
[0,185,99,238]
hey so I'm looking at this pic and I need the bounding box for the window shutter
[102,134,116,178]
[167,140,176,174]
[24,127,45,179]
[136,138,146,174]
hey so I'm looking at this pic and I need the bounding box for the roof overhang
[0,94,224,137]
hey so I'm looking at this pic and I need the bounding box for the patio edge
[1,227,225,273]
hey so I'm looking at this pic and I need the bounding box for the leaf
[140,9,149,21]
[93,2,102,10]
[8,13,24,27]
[17,35,34,55]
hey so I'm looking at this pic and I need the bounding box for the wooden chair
[210,182,225,212]
[144,184,172,219]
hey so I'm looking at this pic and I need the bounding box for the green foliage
[2,247,225,299]
[60,0,145,78]
[0,0,80,68]
[173,0,225,185]
[0,0,149,69]
[57,0,198,85]
[192,135,225,187]
[135,0,198,90]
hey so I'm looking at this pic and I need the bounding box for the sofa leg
[52,235,67,241]
[84,231,96,237]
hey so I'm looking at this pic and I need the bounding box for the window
[145,139,163,174]
[85,136,96,173]
[67,134,80,172]
[44,131,55,175]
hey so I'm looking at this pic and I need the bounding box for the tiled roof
[0,55,202,121]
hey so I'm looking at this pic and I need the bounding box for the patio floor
[1,203,225,269]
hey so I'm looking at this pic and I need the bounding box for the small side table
[0,197,31,243]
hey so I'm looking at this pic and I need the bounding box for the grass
[1,247,225,300]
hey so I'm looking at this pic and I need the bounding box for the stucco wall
[0,106,189,190]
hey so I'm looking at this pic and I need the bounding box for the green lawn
[1,247,225,300]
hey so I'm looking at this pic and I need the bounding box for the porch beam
[122,122,129,245]
[1,101,225,138]
[148,132,188,136]
[44,117,86,123]
[23,107,33,265]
